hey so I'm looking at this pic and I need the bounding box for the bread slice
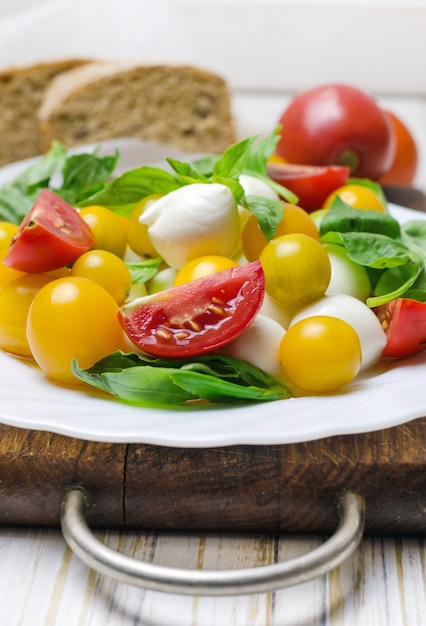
[0,59,90,166]
[38,61,236,155]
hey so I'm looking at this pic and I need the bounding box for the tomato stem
[339,150,359,173]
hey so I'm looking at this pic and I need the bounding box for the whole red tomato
[275,84,396,180]
[379,110,418,186]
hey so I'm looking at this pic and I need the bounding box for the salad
[0,130,425,409]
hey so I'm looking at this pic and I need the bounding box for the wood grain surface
[1,417,425,536]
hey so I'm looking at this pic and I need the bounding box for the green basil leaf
[244,127,281,176]
[244,195,284,240]
[166,157,209,184]
[212,136,256,180]
[126,257,163,284]
[213,176,246,204]
[401,220,426,259]
[367,261,423,307]
[321,231,422,269]
[77,166,182,215]
[72,361,195,407]
[319,198,400,239]
[71,351,290,407]
[0,187,34,223]
[60,150,119,202]
[169,370,288,403]
[11,140,68,193]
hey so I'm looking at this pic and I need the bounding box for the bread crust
[38,61,236,155]
[0,59,90,166]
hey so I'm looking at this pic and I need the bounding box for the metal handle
[61,488,365,596]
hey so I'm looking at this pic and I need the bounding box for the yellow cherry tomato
[259,233,331,307]
[267,153,288,165]
[26,276,127,385]
[279,315,362,393]
[174,255,238,286]
[242,203,320,262]
[71,249,132,305]
[0,250,24,288]
[0,221,19,253]
[127,194,162,258]
[79,205,128,258]
[322,184,387,213]
[0,273,55,358]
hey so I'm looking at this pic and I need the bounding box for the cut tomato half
[4,189,94,273]
[119,261,265,358]
[374,298,426,358]
[266,163,350,212]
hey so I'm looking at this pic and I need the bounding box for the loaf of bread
[38,61,236,156]
[0,59,90,166]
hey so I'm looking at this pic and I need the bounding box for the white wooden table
[1,526,426,625]
[1,91,426,625]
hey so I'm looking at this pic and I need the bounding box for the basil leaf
[321,231,420,269]
[73,361,195,407]
[244,195,284,240]
[126,257,163,284]
[60,150,119,202]
[0,186,34,223]
[212,136,256,180]
[72,351,290,407]
[319,198,400,239]
[11,140,68,193]
[401,220,426,259]
[166,158,209,185]
[367,262,423,307]
[244,127,281,176]
[168,370,287,403]
[78,166,181,215]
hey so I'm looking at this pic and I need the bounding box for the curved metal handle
[61,488,365,596]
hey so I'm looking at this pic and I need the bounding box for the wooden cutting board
[1,417,425,536]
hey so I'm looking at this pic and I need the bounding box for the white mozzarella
[290,294,387,370]
[220,314,286,379]
[140,183,240,269]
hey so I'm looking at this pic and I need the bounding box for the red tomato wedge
[119,261,265,358]
[4,189,94,273]
[266,163,349,212]
[374,298,426,358]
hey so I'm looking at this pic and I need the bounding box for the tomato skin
[322,183,387,213]
[374,298,426,358]
[71,249,132,305]
[259,233,331,307]
[4,189,94,273]
[26,276,127,384]
[0,273,55,358]
[279,315,362,394]
[119,261,265,358]
[174,255,238,286]
[266,163,350,212]
[79,205,127,258]
[379,111,418,186]
[241,203,319,262]
[276,84,395,180]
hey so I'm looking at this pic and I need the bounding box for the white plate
[1,140,425,447]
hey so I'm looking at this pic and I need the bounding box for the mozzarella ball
[290,294,387,370]
[259,293,294,329]
[140,184,240,269]
[220,314,286,379]
[324,243,372,301]
[239,174,280,200]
